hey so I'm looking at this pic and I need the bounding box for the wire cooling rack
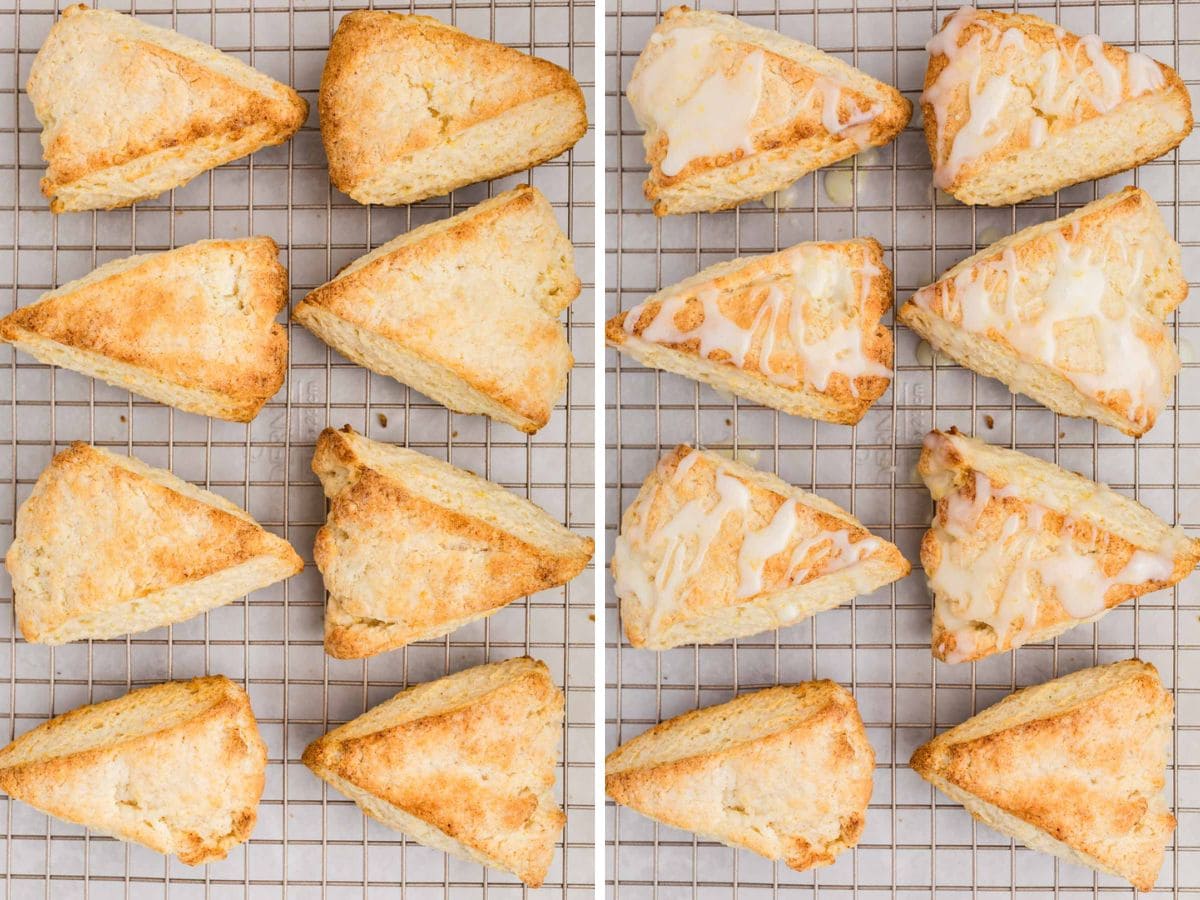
[606,1,1200,895]
[0,1,594,897]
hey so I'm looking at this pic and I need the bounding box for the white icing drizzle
[922,6,1167,188]
[623,244,892,398]
[627,22,881,178]
[736,497,881,599]
[926,461,1179,662]
[807,77,883,142]
[636,287,758,367]
[1127,50,1167,96]
[912,222,1167,431]
[627,26,766,177]
[612,449,881,636]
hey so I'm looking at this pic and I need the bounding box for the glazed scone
[627,7,911,215]
[606,681,874,871]
[923,7,1192,206]
[302,657,565,887]
[607,238,893,424]
[612,446,909,649]
[320,11,587,206]
[0,237,289,423]
[293,186,579,434]
[910,659,1174,891]
[919,430,1200,664]
[27,4,307,213]
[5,443,303,644]
[898,187,1187,437]
[0,676,267,865]
[313,427,594,659]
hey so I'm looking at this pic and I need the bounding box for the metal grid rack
[606,1,1200,895]
[0,1,595,897]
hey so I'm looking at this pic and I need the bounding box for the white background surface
[605,1,1200,895]
[0,1,596,896]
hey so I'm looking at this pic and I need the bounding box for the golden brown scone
[612,446,909,649]
[5,442,303,645]
[627,6,910,215]
[320,11,587,206]
[312,427,593,659]
[918,429,1200,663]
[302,657,565,887]
[0,237,289,423]
[606,681,874,871]
[923,8,1192,206]
[899,187,1187,437]
[0,676,267,866]
[607,238,893,424]
[27,4,307,213]
[293,186,579,434]
[910,659,1174,891]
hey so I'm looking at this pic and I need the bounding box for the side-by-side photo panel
[0,1,596,895]
[606,2,1199,896]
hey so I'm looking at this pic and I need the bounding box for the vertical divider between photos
[591,0,608,895]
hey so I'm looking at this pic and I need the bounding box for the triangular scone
[910,659,1175,891]
[0,237,289,423]
[606,239,893,424]
[0,676,267,865]
[612,446,909,649]
[302,657,565,887]
[606,681,874,871]
[293,186,580,434]
[918,430,1199,664]
[312,427,593,659]
[899,188,1187,437]
[27,5,307,213]
[320,11,587,206]
[627,7,911,215]
[5,443,303,644]
[923,8,1192,206]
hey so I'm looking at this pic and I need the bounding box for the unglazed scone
[918,430,1200,663]
[898,187,1187,437]
[923,7,1192,206]
[5,443,303,644]
[0,676,267,865]
[302,657,565,887]
[293,186,580,434]
[0,237,289,423]
[612,446,909,649]
[320,11,587,206]
[27,4,307,213]
[312,427,594,659]
[606,681,874,871]
[627,6,910,215]
[910,659,1174,891]
[607,238,893,424]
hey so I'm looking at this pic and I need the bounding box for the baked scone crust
[312,427,593,659]
[320,11,587,206]
[293,185,580,434]
[0,237,289,423]
[607,238,893,424]
[27,4,307,212]
[628,6,911,215]
[0,676,267,865]
[918,429,1200,663]
[5,442,303,644]
[910,659,1175,891]
[922,8,1192,206]
[612,445,909,649]
[302,657,565,887]
[605,681,874,871]
[899,187,1187,437]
